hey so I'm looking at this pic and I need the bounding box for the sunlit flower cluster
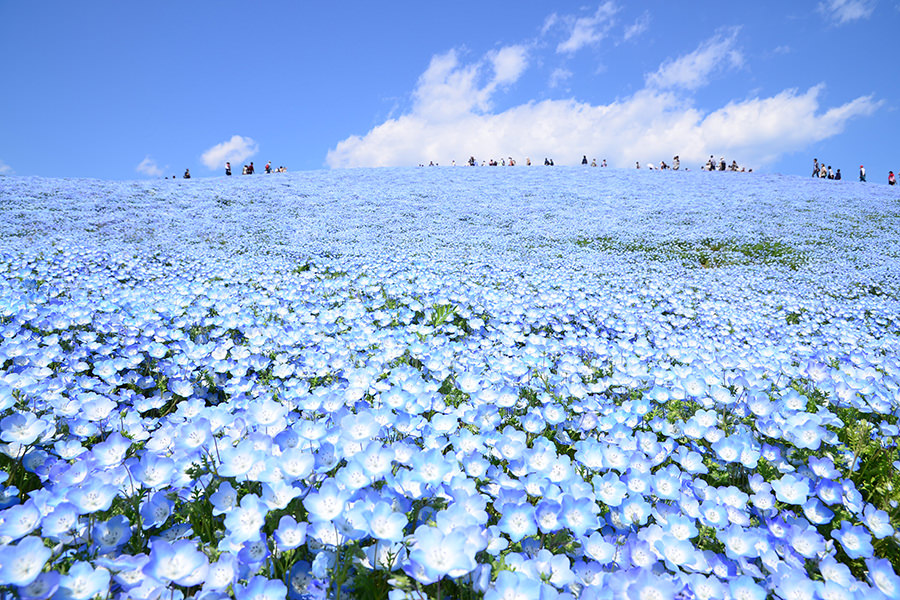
[0,168,899,599]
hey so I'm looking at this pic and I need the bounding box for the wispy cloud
[135,155,164,177]
[645,28,743,91]
[623,12,650,41]
[0,159,12,175]
[818,0,876,23]
[549,68,573,89]
[555,2,619,54]
[200,135,259,170]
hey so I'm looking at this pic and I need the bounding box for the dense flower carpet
[1,167,899,599]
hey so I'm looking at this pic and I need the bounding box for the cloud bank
[327,25,879,170]
[201,135,259,170]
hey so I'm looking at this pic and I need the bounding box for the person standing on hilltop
[183,169,191,179]
[225,162,231,176]
[889,171,896,186]
[582,155,588,165]
[813,158,819,177]
[859,165,866,182]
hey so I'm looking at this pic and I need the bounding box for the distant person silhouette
[225,162,231,176]
[183,169,191,179]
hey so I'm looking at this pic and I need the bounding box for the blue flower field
[1,167,899,599]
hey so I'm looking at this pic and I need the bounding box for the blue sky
[1,1,897,181]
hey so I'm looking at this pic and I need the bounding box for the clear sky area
[1,1,897,181]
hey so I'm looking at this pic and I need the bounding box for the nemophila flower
[168,378,194,397]
[68,480,118,514]
[203,553,237,593]
[592,471,627,507]
[771,473,811,505]
[818,555,852,588]
[866,557,900,598]
[727,574,766,600]
[210,481,238,515]
[772,567,816,600]
[620,494,651,528]
[58,561,111,600]
[92,515,132,553]
[498,502,537,542]
[238,536,271,568]
[484,570,541,600]
[862,503,894,539]
[788,525,825,559]
[533,498,561,534]
[130,452,177,489]
[406,524,477,584]
[654,534,697,569]
[217,440,262,479]
[801,497,834,526]
[360,500,407,543]
[1,412,49,445]
[224,493,266,543]
[560,494,601,537]
[832,521,874,560]
[234,575,288,600]
[304,479,350,522]
[278,447,316,481]
[0,500,41,539]
[816,478,842,505]
[144,539,209,586]
[0,535,52,586]
[717,524,759,559]
[622,567,676,600]
[91,432,131,467]
[273,515,307,550]
[140,490,173,529]
[18,570,60,600]
[841,481,864,514]
[699,500,728,529]
[652,465,682,500]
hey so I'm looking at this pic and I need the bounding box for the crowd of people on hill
[429,154,753,172]
[225,161,287,176]
[812,158,842,181]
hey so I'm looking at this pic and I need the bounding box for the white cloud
[135,155,163,177]
[556,2,619,54]
[200,135,259,170]
[326,46,879,171]
[489,45,529,86]
[623,12,650,41]
[645,28,743,91]
[0,159,12,175]
[412,46,528,122]
[818,0,876,23]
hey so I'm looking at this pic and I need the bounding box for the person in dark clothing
[835,169,841,180]
[582,155,588,165]
[183,169,191,179]
[225,162,232,176]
